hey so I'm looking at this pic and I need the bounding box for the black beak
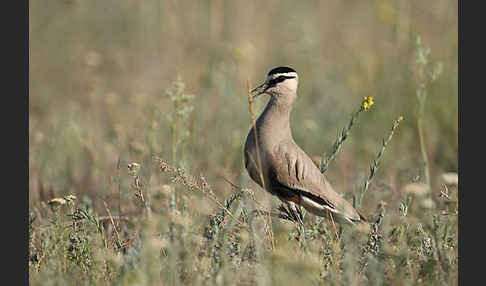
[250,82,268,98]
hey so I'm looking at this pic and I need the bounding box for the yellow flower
[362,96,374,111]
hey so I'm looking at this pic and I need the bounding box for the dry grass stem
[103,201,122,246]
[156,157,244,226]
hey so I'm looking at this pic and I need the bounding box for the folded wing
[269,141,363,223]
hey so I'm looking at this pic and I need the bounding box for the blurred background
[29,1,457,284]
[29,0,457,211]
[29,0,458,210]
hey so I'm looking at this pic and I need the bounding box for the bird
[244,66,367,225]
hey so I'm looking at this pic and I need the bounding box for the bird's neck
[266,96,293,117]
[255,97,293,140]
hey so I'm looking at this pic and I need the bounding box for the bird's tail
[348,210,370,226]
[357,211,368,223]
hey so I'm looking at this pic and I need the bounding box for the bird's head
[251,67,299,103]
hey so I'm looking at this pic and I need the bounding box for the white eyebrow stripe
[268,72,298,81]
[276,72,298,78]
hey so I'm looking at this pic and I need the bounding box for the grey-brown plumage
[244,67,366,224]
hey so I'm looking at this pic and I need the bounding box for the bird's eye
[269,75,296,86]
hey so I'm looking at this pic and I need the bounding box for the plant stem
[355,116,403,208]
[321,107,363,173]
[417,115,431,189]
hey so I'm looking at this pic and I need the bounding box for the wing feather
[270,141,361,222]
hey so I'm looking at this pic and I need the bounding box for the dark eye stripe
[268,75,296,86]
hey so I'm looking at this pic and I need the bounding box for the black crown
[267,66,296,76]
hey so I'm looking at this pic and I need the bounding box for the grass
[29,1,457,285]
[414,35,444,192]
[29,160,458,285]
[354,115,403,210]
[29,78,458,285]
